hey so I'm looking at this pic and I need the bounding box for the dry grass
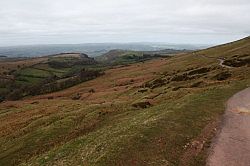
[0,57,48,74]
[0,37,250,166]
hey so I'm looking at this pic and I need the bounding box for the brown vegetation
[0,37,249,165]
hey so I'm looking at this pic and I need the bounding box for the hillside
[0,53,101,101]
[95,49,188,64]
[95,49,128,61]
[0,37,249,165]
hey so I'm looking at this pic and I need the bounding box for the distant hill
[95,50,140,62]
[95,49,189,63]
[0,52,100,100]
[0,43,208,58]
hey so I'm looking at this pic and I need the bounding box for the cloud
[0,0,249,46]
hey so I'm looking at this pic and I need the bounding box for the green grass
[12,79,248,166]
[33,63,71,76]
[17,68,52,78]
[14,63,80,84]
[96,50,144,64]
[16,75,44,83]
[1,72,250,165]
[15,57,88,82]
[49,57,79,62]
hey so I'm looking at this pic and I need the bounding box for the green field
[17,68,52,78]
[0,53,102,100]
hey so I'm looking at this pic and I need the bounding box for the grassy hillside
[95,50,145,64]
[197,36,250,58]
[0,57,48,75]
[95,49,186,64]
[0,37,249,165]
[0,53,102,101]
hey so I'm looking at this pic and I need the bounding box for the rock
[0,97,5,103]
[138,88,148,93]
[132,100,151,109]
[172,86,183,91]
[48,96,54,100]
[190,81,203,88]
[31,101,39,104]
[188,67,210,75]
[89,89,95,93]
[223,57,250,67]
[144,78,167,89]
[213,71,232,81]
[71,93,81,100]
[171,74,189,82]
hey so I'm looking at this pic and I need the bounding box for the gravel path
[207,88,250,166]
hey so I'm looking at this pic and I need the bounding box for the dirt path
[197,54,233,69]
[218,59,233,69]
[207,88,250,166]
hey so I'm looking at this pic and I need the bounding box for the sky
[0,0,249,46]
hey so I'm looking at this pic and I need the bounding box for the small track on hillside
[196,53,233,69]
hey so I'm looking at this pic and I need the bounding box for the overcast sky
[0,0,249,46]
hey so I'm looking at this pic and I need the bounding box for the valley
[0,37,250,165]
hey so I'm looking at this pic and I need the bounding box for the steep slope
[0,37,249,166]
[197,36,250,58]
